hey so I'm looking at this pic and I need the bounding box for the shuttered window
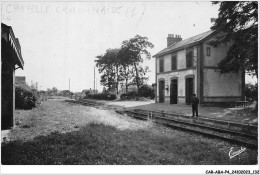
[206,47,211,56]
[171,55,177,70]
[159,58,164,73]
[186,51,193,68]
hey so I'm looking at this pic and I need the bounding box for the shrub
[120,85,155,100]
[107,94,116,100]
[15,84,40,109]
[120,93,128,100]
[120,91,137,100]
[85,93,116,101]
[245,83,258,102]
[138,85,155,99]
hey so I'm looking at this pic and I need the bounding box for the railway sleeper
[126,111,258,149]
[132,109,257,135]
[123,110,257,142]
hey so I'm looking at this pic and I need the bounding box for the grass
[2,122,258,165]
[2,99,258,165]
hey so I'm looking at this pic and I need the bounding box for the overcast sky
[2,1,255,92]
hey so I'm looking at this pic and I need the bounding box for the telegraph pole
[69,78,70,91]
[96,78,97,93]
[94,66,95,94]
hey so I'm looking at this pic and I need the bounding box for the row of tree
[46,87,58,95]
[95,35,154,94]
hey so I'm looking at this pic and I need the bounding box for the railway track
[65,99,258,149]
[121,110,258,149]
[65,99,123,110]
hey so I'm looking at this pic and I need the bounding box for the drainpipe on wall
[241,69,245,101]
[155,57,158,103]
[195,46,200,102]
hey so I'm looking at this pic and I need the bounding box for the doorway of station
[185,77,194,105]
[158,80,165,103]
[170,79,178,104]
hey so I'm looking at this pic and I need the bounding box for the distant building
[15,76,26,85]
[120,84,138,94]
[82,89,98,95]
[60,90,73,97]
[153,31,244,104]
[1,23,24,130]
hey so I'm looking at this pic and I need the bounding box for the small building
[153,31,244,104]
[82,89,98,95]
[15,76,26,85]
[60,90,73,97]
[119,84,138,94]
[1,23,24,130]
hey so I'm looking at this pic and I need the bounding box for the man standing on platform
[191,94,199,117]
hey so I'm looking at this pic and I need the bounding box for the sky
[1,1,256,92]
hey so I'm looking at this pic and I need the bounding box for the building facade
[1,23,24,130]
[153,31,244,104]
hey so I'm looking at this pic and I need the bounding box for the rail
[122,110,258,149]
[65,99,258,149]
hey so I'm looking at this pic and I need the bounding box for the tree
[210,1,258,78]
[96,35,154,95]
[120,65,134,93]
[52,87,58,95]
[16,83,40,109]
[120,35,154,93]
[46,88,51,95]
[245,82,258,102]
[99,69,116,92]
[96,49,123,94]
[118,48,134,93]
[138,84,155,99]
[131,65,149,88]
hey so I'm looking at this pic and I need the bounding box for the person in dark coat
[191,94,199,117]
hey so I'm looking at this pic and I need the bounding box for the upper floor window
[186,51,193,68]
[159,58,164,73]
[171,55,177,70]
[206,47,211,56]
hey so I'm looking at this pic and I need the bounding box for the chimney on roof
[167,34,182,47]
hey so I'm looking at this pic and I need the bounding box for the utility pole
[94,66,95,94]
[96,78,97,93]
[69,78,70,91]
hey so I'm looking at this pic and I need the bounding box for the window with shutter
[159,58,164,72]
[206,47,211,56]
[186,51,193,68]
[171,55,177,70]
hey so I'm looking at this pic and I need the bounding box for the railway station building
[1,23,24,130]
[153,30,244,105]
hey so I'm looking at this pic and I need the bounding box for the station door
[185,78,194,105]
[158,80,165,103]
[170,79,178,104]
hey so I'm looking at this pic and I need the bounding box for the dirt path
[106,100,154,107]
[7,99,152,141]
